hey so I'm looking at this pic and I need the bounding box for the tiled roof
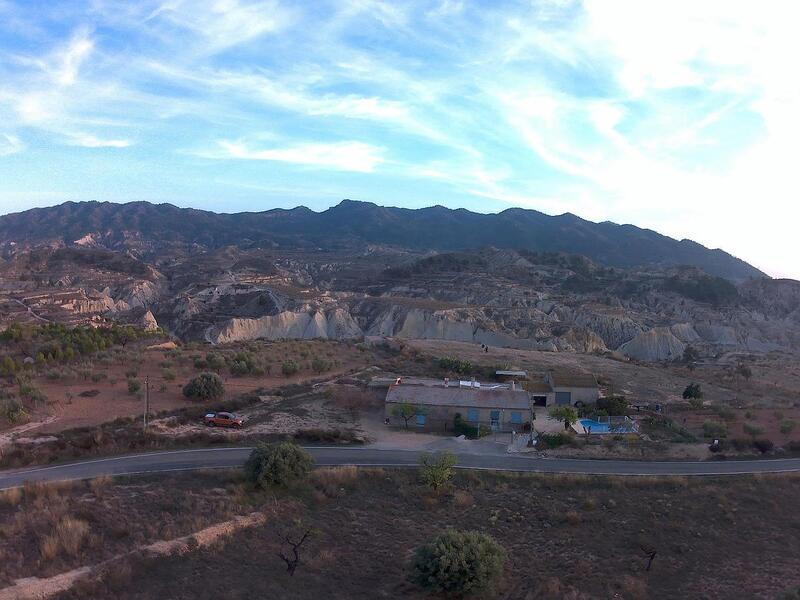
[549,370,598,388]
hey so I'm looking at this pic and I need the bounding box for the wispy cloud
[216,139,385,172]
[0,133,23,156]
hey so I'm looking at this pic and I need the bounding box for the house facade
[384,380,532,433]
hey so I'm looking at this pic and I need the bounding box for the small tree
[743,423,764,438]
[419,451,456,491]
[244,442,314,488]
[281,360,299,377]
[127,378,141,395]
[182,372,225,401]
[682,383,704,407]
[391,402,423,429]
[548,406,578,431]
[275,524,314,577]
[311,357,328,374]
[411,529,506,596]
[682,346,699,369]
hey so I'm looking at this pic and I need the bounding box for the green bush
[90,372,107,383]
[743,423,764,438]
[229,352,263,376]
[418,452,457,491]
[438,357,472,374]
[1,396,27,423]
[127,379,141,395]
[780,420,796,435]
[205,352,227,372]
[411,529,506,596]
[453,413,490,439]
[183,373,225,401]
[537,432,573,448]
[162,369,176,381]
[281,360,299,377]
[182,372,225,401]
[702,421,727,438]
[682,383,704,401]
[311,357,329,373]
[244,442,314,488]
[596,395,628,416]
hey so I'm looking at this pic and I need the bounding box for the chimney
[395,377,402,386]
[511,381,516,391]
[444,377,449,388]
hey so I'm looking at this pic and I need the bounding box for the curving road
[2,447,800,489]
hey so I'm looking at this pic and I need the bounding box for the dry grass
[89,475,113,498]
[452,489,474,508]
[0,487,22,506]
[311,466,359,497]
[40,516,90,559]
[564,510,581,525]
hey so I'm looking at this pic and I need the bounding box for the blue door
[415,414,426,427]
[490,410,500,430]
[555,392,572,406]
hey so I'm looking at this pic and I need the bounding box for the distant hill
[0,199,764,281]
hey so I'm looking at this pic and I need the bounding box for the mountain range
[0,200,763,282]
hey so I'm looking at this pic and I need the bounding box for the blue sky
[0,0,798,278]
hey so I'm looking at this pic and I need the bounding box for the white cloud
[217,139,385,172]
[0,133,23,156]
[66,133,132,148]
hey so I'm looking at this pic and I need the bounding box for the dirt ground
[3,340,370,437]
[41,468,800,600]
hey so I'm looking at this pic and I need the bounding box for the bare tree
[276,527,313,576]
[640,545,657,572]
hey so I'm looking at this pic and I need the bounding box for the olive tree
[418,451,456,491]
[244,442,314,488]
[182,372,225,401]
[412,529,506,596]
[548,406,578,431]
[391,402,424,429]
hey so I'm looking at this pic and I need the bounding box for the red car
[203,412,244,428]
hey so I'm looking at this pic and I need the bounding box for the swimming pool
[579,418,637,434]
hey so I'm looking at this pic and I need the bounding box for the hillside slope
[0,200,763,281]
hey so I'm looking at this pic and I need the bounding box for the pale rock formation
[209,308,362,344]
[618,327,686,361]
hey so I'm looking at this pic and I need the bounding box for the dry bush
[89,475,113,498]
[330,386,380,415]
[619,575,648,600]
[24,480,73,508]
[564,510,581,526]
[40,516,90,559]
[533,577,593,600]
[582,497,597,511]
[453,490,474,508]
[312,466,359,497]
[0,487,22,507]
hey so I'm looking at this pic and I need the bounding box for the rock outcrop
[208,308,362,344]
[618,327,686,361]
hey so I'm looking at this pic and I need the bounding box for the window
[510,411,522,424]
[467,408,479,422]
[415,414,426,426]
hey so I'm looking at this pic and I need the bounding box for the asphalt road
[2,447,800,489]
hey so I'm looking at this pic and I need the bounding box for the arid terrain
[0,469,797,600]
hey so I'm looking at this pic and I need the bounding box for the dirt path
[0,417,57,450]
[0,512,267,600]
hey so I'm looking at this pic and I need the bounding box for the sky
[0,1,798,278]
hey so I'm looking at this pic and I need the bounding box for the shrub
[244,442,313,488]
[743,423,764,438]
[127,378,141,395]
[438,357,472,374]
[682,383,703,401]
[229,352,263,376]
[780,420,796,435]
[453,413,490,439]
[311,357,329,373]
[281,360,299,377]
[182,372,225,401]
[124,369,138,379]
[411,529,506,596]
[419,452,457,491]
[548,406,578,430]
[537,432,573,449]
[596,395,628,416]
[702,421,727,438]
[205,352,227,372]
[90,372,107,383]
[41,516,90,559]
[162,369,176,381]
[752,439,774,454]
[1,396,27,423]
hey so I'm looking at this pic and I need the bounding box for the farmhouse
[385,379,531,433]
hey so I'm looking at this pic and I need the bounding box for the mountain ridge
[0,199,764,281]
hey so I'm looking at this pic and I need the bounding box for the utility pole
[143,375,150,431]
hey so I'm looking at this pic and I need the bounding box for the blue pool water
[579,418,636,434]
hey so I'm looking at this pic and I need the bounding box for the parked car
[203,412,243,428]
